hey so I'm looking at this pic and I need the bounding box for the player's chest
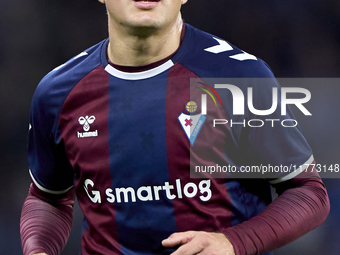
[58,74,231,176]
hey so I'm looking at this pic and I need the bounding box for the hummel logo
[78,116,96,131]
[77,115,98,138]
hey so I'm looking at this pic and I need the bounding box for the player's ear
[181,0,188,5]
[98,0,105,4]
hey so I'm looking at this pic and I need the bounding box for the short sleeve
[28,80,75,194]
[242,76,313,183]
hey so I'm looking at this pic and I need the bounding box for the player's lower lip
[133,0,161,10]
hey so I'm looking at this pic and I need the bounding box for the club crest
[178,98,207,146]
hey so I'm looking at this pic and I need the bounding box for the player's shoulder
[178,24,275,79]
[32,39,108,109]
[37,39,107,93]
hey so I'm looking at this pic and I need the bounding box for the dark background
[1,0,339,254]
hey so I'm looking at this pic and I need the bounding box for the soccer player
[20,0,330,254]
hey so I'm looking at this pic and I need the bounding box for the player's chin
[128,15,165,29]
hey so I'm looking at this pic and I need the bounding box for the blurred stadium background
[1,0,339,254]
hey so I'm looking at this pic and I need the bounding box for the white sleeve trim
[269,155,315,184]
[29,169,74,195]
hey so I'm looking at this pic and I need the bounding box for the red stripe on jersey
[166,63,233,233]
[59,66,121,254]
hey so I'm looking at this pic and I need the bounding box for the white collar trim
[104,60,174,80]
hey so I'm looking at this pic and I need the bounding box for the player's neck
[107,14,183,67]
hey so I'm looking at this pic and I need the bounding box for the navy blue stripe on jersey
[107,73,178,254]
[225,180,272,226]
